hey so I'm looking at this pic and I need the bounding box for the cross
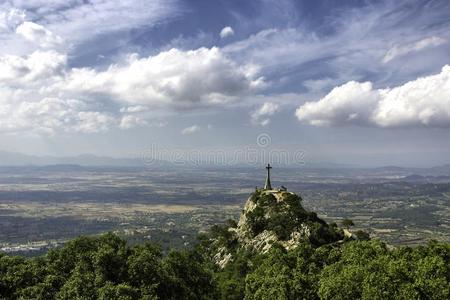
[264,163,272,190]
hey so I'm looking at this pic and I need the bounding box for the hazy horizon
[0,148,449,169]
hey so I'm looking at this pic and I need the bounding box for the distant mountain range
[0,150,449,175]
[0,151,149,167]
[0,151,356,169]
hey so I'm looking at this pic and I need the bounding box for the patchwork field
[0,165,449,254]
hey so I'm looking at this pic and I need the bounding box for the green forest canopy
[1,231,449,299]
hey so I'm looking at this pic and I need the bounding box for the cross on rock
[264,163,272,190]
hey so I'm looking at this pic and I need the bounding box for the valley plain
[0,165,449,254]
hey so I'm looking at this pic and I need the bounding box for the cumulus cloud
[0,11,122,135]
[0,42,117,135]
[0,97,116,135]
[181,125,200,135]
[0,50,66,82]
[53,47,264,109]
[382,36,447,63]
[0,43,264,135]
[0,12,264,136]
[251,102,280,126]
[220,26,234,38]
[296,65,450,128]
[0,2,266,136]
[16,21,63,48]
[119,115,147,129]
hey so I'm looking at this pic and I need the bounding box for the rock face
[211,189,344,267]
[233,190,309,253]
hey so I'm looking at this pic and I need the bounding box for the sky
[0,0,450,167]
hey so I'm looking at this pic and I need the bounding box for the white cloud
[119,115,147,129]
[0,14,265,136]
[0,97,116,135]
[53,47,264,109]
[223,1,450,93]
[296,81,378,127]
[181,125,200,135]
[16,21,63,48]
[119,105,149,113]
[296,65,450,128]
[1,0,448,138]
[0,49,117,135]
[0,50,66,82]
[2,0,181,44]
[0,8,25,31]
[382,36,447,63]
[220,26,234,38]
[0,19,265,136]
[251,102,280,126]
[0,0,183,59]
[8,1,83,13]
[74,111,116,133]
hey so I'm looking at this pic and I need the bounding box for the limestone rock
[210,188,344,267]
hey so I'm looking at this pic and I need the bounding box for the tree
[215,250,253,300]
[0,228,449,300]
[93,233,129,285]
[98,282,140,300]
[163,250,218,299]
[57,261,97,300]
[245,247,292,300]
[413,255,449,299]
[0,256,37,299]
[127,243,165,297]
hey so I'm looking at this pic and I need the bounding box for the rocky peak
[232,188,342,252]
[210,187,345,268]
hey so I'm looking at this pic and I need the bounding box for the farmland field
[0,165,449,254]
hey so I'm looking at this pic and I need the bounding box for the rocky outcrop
[213,246,233,269]
[210,188,344,268]
[233,190,312,253]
